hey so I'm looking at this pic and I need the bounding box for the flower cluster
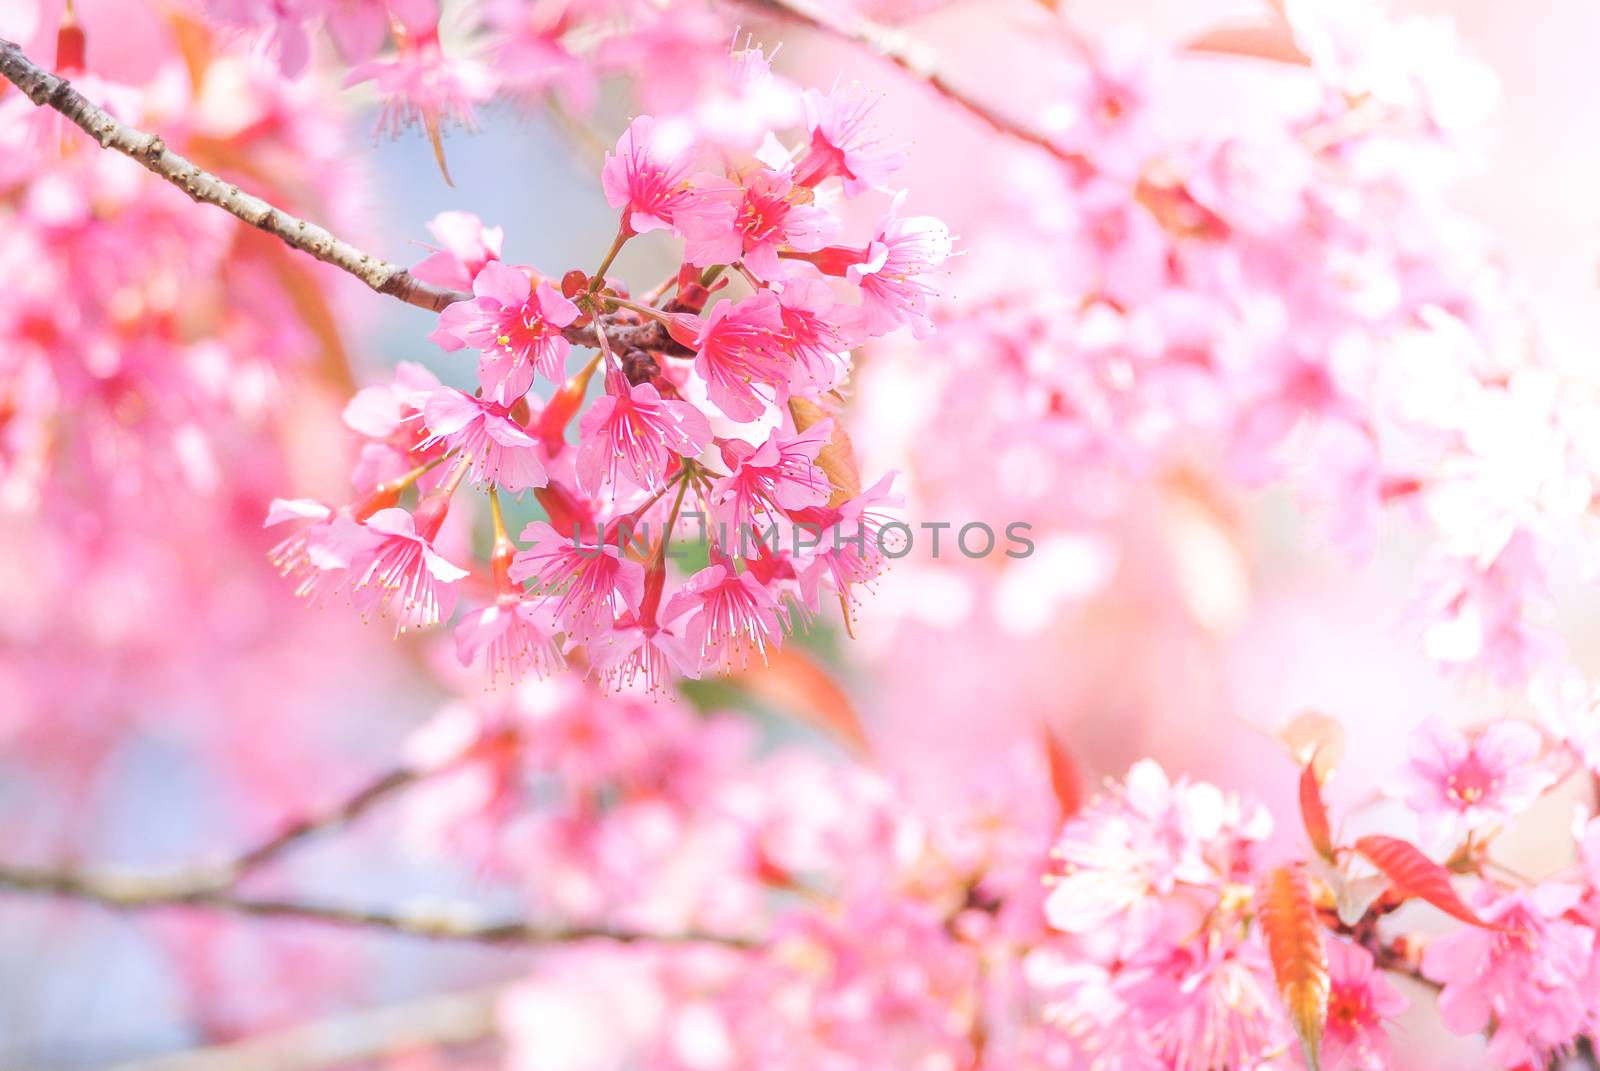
[197,0,901,177]
[0,3,381,792]
[269,55,948,689]
[852,0,1600,844]
[1023,712,1600,1070]
[396,668,1065,1070]
[391,675,1600,1070]
[15,0,1600,1068]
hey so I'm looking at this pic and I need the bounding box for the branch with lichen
[0,37,463,312]
[0,860,752,947]
[0,36,666,347]
[0,756,752,949]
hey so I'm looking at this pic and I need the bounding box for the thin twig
[1372,942,1442,993]
[33,762,430,897]
[735,0,1083,167]
[0,861,756,948]
[224,767,421,883]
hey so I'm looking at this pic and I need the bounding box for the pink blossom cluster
[1024,713,1600,1071]
[13,0,1600,1067]
[391,677,1600,1069]
[268,55,948,689]
[0,2,389,821]
[395,669,1068,1070]
[196,0,917,171]
[859,4,1593,704]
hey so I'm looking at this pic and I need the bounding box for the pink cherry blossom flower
[1322,937,1407,1071]
[508,521,644,642]
[601,115,695,236]
[588,615,698,693]
[1398,717,1554,850]
[679,168,838,281]
[347,506,471,634]
[1043,759,1271,957]
[776,278,855,394]
[792,86,906,196]
[454,596,564,685]
[264,497,380,605]
[1422,883,1597,1067]
[1042,25,1159,177]
[793,472,905,613]
[417,388,548,491]
[708,422,831,531]
[575,371,712,496]
[662,561,784,671]
[1420,533,1558,687]
[203,0,319,76]
[323,0,391,65]
[341,360,441,441]
[344,25,494,178]
[1128,938,1288,1071]
[689,292,791,422]
[481,0,593,111]
[848,191,952,340]
[430,262,580,406]
[410,211,504,291]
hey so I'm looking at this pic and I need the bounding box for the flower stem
[602,295,673,324]
[590,225,629,288]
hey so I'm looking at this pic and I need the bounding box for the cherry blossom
[1397,717,1554,850]
[1323,938,1408,1071]
[429,262,580,404]
[601,115,696,236]
[1422,884,1599,1067]
[793,85,906,197]
[418,388,548,491]
[707,422,831,531]
[679,166,838,280]
[575,371,711,496]
[11,2,1600,1068]
[847,192,953,340]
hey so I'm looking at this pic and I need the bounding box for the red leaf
[1043,730,1085,821]
[1354,835,1493,929]
[1256,865,1328,1070]
[730,647,870,756]
[1299,759,1334,860]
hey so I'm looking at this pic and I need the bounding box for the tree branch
[0,860,755,948]
[0,38,468,313]
[735,0,1083,167]
[0,35,672,351]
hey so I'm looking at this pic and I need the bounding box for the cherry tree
[4,1,1600,1069]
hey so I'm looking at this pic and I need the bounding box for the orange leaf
[729,647,869,755]
[789,397,861,508]
[1186,22,1310,65]
[1256,865,1328,1071]
[1354,835,1493,929]
[1043,730,1085,821]
[1279,710,1345,780]
[1299,758,1334,860]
